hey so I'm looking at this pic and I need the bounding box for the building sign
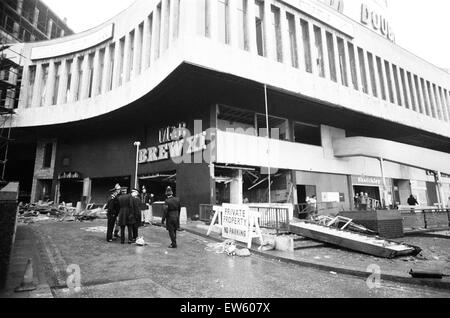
[222,204,250,243]
[139,122,207,164]
[58,172,82,180]
[352,175,382,186]
[360,3,395,42]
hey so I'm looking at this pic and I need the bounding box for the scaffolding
[0,41,21,183]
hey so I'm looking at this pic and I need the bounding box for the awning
[333,137,450,175]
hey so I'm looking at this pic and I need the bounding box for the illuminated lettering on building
[139,124,207,164]
[361,4,395,42]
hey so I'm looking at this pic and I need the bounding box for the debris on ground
[205,240,252,257]
[18,202,108,223]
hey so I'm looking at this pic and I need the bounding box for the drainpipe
[379,157,388,209]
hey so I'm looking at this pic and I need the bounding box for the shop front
[350,175,391,209]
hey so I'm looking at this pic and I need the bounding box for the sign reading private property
[221,204,250,243]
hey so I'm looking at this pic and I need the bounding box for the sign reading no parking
[221,204,250,244]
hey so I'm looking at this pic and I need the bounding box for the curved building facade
[5,0,450,214]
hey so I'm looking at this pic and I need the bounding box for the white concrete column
[409,74,419,112]
[387,62,398,105]
[332,34,342,85]
[169,0,178,41]
[69,56,80,102]
[264,0,275,60]
[246,0,257,53]
[420,79,432,117]
[56,59,68,104]
[112,40,122,88]
[362,49,373,96]
[123,34,132,83]
[433,85,445,121]
[141,16,152,70]
[320,28,330,80]
[150,6,161,63]
[29,64,42,107]
[443,89,450,121]
[294,15,304,72]
[403,70,413,109]
[416,78,427,115]
[371,56,382,100]
[132,26,142,78]
[179,0,197,38]
[307,21,317,75]
[91,49,101,97]
[47,19,53,38]
[228,0,239,47]
[207,0,219,40]
[342,39,353,88]
[438,87,449,122]
[44,62,56,106]
[101,45,112,94]
[394,66,404,107]
[17,0,24,15]
[18,64,30,109]
[80,54,91,100]
[279,7,290,65]
[427,82,438,119]
[161,0,170,51]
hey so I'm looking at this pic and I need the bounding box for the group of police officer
[106,184,181,248]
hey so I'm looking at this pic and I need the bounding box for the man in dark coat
[130,188,142,241]
[162,186,181,248]
[106,189,120,242]
[117,190,136,244]
[408,195,419,206]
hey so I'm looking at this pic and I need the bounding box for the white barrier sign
[222,204,250,243]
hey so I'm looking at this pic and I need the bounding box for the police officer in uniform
[106,188,120,242]
[117,189,136,244]
[130,188,142,241]
[162,186,181,248]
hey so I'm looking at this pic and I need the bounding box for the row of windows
[199,0,450,123]
[25,0,181,108]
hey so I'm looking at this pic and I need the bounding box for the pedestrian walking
[162,186,181,249]
[117,189,136,244]
[106,188,120,242]
[130,188,142,241]
[407,194,419,206]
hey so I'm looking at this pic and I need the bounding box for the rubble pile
[18,202,108,223]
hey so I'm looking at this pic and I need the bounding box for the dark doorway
[353,186,381,202]
[297,185,317,204]
[426,182,438,206]
[59,180,83,206]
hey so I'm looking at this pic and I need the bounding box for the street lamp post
[133,141,141,189]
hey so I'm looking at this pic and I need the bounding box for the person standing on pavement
[162,186,181,249]
[130,188,142,241]
[140,186,152,227]
[408,194,419,206]
[112,184,123,239]
[117,189,136,244]
[106,188,120,242]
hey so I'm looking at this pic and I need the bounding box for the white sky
[42,0,450,70]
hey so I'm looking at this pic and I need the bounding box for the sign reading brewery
[351,175,382,186]
[138,122,207,164]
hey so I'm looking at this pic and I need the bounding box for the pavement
[0,218,449,298]
[183,222,450,290]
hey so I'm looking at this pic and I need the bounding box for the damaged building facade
[4,0,450,217]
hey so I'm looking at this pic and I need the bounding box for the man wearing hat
[117,189,136,244]
[130,188,142,241]
[106,187,120,242]
[112,184,122,239]
[162,186,181,248]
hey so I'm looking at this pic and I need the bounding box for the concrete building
[3,0,450,215]
[0,0,73,43]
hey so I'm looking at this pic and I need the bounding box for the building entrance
[353,186,381,209]
[59,179,83,206]
[139,172,176,202]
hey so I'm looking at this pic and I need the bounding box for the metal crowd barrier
[199,204,290,234]
[400,208,450,231]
